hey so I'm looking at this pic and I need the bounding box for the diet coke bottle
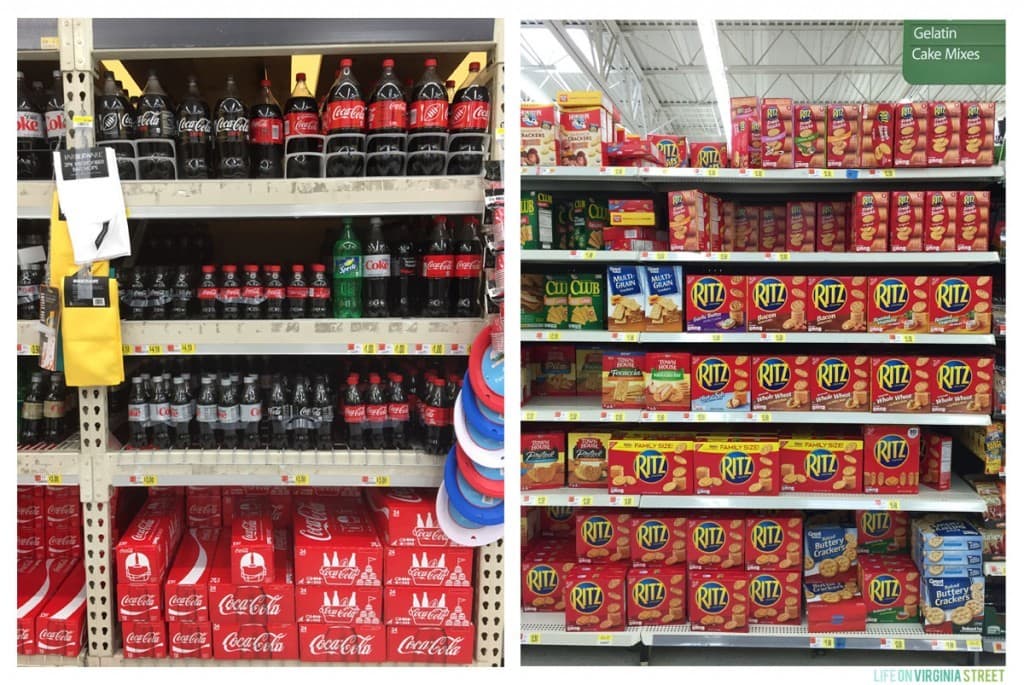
[284,72,320,178]
[366,58,406,176]
[214,75,250,178]
[250,79,283,178]
[45,70,66,151]
[363,217,391,317]
[17,72,49,180]
[422,216,454,317]
[323,58,366,178]
[176,76,212,179]
[136,70,176,179]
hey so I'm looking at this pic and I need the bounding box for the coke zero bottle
[291,376,311,450]
[219,265,241,319]
[448,61,490,174]
[422,215,454,317]
[343,374,365,449]
[268,375,288,449]
[128,376,149,448]
[170,376,192,449]
[324,58,366,178]
[45,70,66,151]
[250,79,283,178]
[198,265,218,319]
[242,264,263,319]
[240,375,262,450]
[176,76,212,179]
[128,268,148,320]
[170,265,192,319]
[366,58,406,176]
[407,58,448,175]
[392,221,418,317]
[17,72,49,180]
[388,372,410,449]
[149,267,170,320]
[95,71,135,179]
[284,72,320,178]
[136,70,176,179]
[422,377,447,455]
[309,264,330,318]
[197,376,218,448]
[363,217,391,317]
[264,265,285,319]
[313,376,333,450]
[214,75,250,178]
[217,377,239,449]
[454,217,483,317]
[287,264,308,319]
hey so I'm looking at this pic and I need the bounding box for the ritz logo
[869,575,902,606]
[695,581,729,614]
[570,278,602,298]
[812,278,848,314]
[692,521,726,554]
[696,145,722,167]
[636,520,669,552]
[548,506,574,524]
[634,449,669,484]
[862,512,892,538]
[765,106,780,126]
[831,106,847,123]
[570,581,604,614]
[632,577,667,610]
[876,358,911,394]
[720,450,754,485]
[933,103,948,121]
[750,521,784,554]
[695,358,731,393]
[581,516,614,548]
[966,104,981,121]
[935,278,971,314]
[897,103,915,123]
[753,277,788,312]
[874,435,910,469]
[691,277,726,313]
[757,357,791,392]
[877,109,892,124]
[798,108,812,125]
[527,565,558,596]
[937,360,972,394]
[929,193,947,225]
[749,574,782,608]
[655,138,680,167]
[805,448,839,482]
[816,358,851,392]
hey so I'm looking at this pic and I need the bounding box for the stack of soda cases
[17,556,87,656]
[17,486,82,562]
[163,525,222,658]
[18,370,70,446]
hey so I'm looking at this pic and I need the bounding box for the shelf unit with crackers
[521,330,997,345]
[521,249,1003,265]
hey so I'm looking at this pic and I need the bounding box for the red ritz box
[564,563,629,631]
[386,625,475,664]
[168,621,213,659]
[807,277,866,333]
[744,515,803,572]
[924,191,957,252]
[779,436,864,493]
[165,528,221,622]
[747,569,802,624]
[867,276,930,334]
[686,274,747,333]
[231,507,275,584]
[826,104,860,168]
[117,575,164,622]
[34,562,86,657]
[607,438,693,496]
[807,597,867,632]
[851,191,890,252]
[871,356,931,413]
[575,510,632,563]
[816,201,848,252]
[786,202,816,252]
[365,488,459,548]
[752,355,812,411]
[686,516,746,570]
[630,513,688,566]
[856,510,910,554]
[689,570,749,632]
[693,440,780,496]
[956,190,991,252]
[296,585,382,625]
[208,537,296,625]
[627,566,688,626]
[299,623,386,663]
[538,506,575,537]
[385,546,474,587]
[689,142,727,168]
[522,550,575,612]
[926,101,961,167]
[930,276,993,334]
[746,275,807,332]
[862,425,921,494]
[292,498,383,586]
[122,620,168,659]
[931,357,993,414]
[889,191,925,252]
[810,355,871,411]
[212,621,299,661]
[385,586,474,628]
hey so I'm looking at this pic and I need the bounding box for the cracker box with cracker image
[779,437,863,493]
[920,431,952,490]
[521,191,553,249]
[608,438,693,495]
[606,266,646,332]
[733,204,760,252]
[858,554,921,623]
[856,510,910,554]
[687,516,746,570]
[686,274,746,332]
[668,189,709,251]
[608,198,656,225]
[816,201,848,252]
[930,276,992,334]
[694,440,780,496]
[643,266,684,332]
[931,357,993,414]
[804,524,859,581]
[826,104,860,168]
[914,549,983,578]
[532,344,576,396]
[538,506,575,538]
[630,514,688,567]
[862,425,920,494]
[745,515,803,572]
[730,96,759,169]
[760,98,793,168]
[602,350,645,409]
[644,352,691,412]
[752,355,811,411]
[521,103,559,167]
[567,432,611,489]
[522,547,575,613]
[889,191,925,252]
[559,107,609,168]
[921,575,985,634]
[793,103,826,168]
[924,191,957,252]
[810,355,871,412]
[959,102,996,166]
[575,346,603,396]
[913,517,983,553]
[926,101,961,167]
[689,142,727,168]
[871,356,931,413]
[520,273,547,329]
[893,101,928,168]
[575,510,632,564]
[652,135,687,168]
[571,197,607,251]
[520,432,566,491]
[564,563,629,631]
[747,570,802,624]
[861,102,895,168]
[691,355,751,412]
[627,567,687,626]
[758,205,786,252]
[867,276,930,334]
[786,202,815,252]
[568,273,605,331]
[851,191,889,252]
[956,190,991,252]
[689,571,749,632]
[808,277,867,333]
[747,275,808,332]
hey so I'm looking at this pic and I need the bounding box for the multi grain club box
[859,554,921,623]
[956,190,991,252]
[627,567,687,626]
[575,511,631,564]
[643,266,684,332]
[851,191,889,252]
[862,425,920,494]
[567,432,611,489]
[567,273,604,331]
[748,570,802,624]
[856,511,910,554]
[889,191,925,252]
[930,276,993,334]
[691,355,751,411]
[779,437,863,493]
[893,102,927,168]
[630,514,688,567]
[752,355,811,411]
[931,357,993,414]
[959,102,996,166]
[816,201,848,252]
[606,266,646,332]
[786,202,816,252]
[608,439,693,495]
[747,275,807,332]
[793,104,825,168]
[744,515,802,572]
[689,571,749,632]
[520,432,566,491]
[807,277,866,332]
[871,356,931,413]
[520,191,553,249]
[686,274,746,332]
[602,351,645,409]
[867,276,930,334]
[924,191,957,252]
[810,355,871,412]
[644,352,691,411]
[521,103,558,167]
[693,441,780,496]
[687,517,746,570]
[826,104,860,168]
[564,564,629,632]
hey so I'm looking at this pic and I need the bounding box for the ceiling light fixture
[697,19,732,145]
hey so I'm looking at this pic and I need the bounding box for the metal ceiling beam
[604,20,674,134]
[642,64,902,75]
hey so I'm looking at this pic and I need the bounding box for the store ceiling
[521,20,1006,139]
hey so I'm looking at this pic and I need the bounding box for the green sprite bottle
[333,218,363,318]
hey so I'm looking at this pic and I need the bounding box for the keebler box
[687,517,745,570]
[921,574,984,634]
[575,510,632,563]
[693,441,779,496]
[745,515,802,572]
[889,191,925,252]
[759,206,785,252]
[607,266,646,332]
[627,567,687,626]
[860,102,894,168]
[924,191,957,252]
[779,437,863,493]
[602,350,645,409]
[520,432,566,491]
[608,439,693,495]
[786,202,815,252]
[926,101,961,167]
[808,276,866,332]
[644,352,691,411]
[956,190,991,252]
[871,356,931,413]
[893,102,927,167]
[689,142,727,168]
[851,191,889,252]
[748,570,802,624]
[826,104,860,168]
[959,102,996,166]
[856,511,910,554]
[752,355,811,411]
[793,104,826,168]
[522,552,574,612]
[867,276,930,333]
[643,266,684,332]
[747,275,807,332]
[810,355,871,411]
[691,355,751,411]
[689,571,749,632]
[816,202,848,252]
[567,432,611,489]
[686,274,746,332]
[862,425,921,494]
[930,276,993,334]
[521,103,558,167]
[932,357,993,414]
[920,431,953,490]
[564,564,629,631]
[630,514,687,567]
[859,554,921,623]
[760,98,793,168]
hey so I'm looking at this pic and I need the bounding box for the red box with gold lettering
[688,570,749,632]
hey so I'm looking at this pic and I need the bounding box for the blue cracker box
[921,575,985,634]
[643,266,684,332]
[914,518,983,552]
[916,560,983,580]
[607,266,647,332]
[803,574,859,604]
[804,525,858,580]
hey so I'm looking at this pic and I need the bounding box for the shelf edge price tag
[717,252,730,261]
[393,343,408,354]
[882,638,905,650]
[362,475,390,487]
[755,413,772,423]
[883,169,896,178]
[772,333,786,342]
[579,495,594,506]
[362,343,377,354]
[612,167,626,176]
[527,633,541,644]
[122,344,131,355]
[524,411,537,421]
[695,413,707,422]
[581,251,596,260]
[141,475,158,486]
[706,168,719,177]
[533,495,547,506]
[810,636,835,649]
[46,474,63,485]
[822,170,835,178]
[886,500,901,511]
[596,634,613,645]
[777,252,791,262]
[546,332,561,341]
[752,169,765,177]
[429,343,444,355]
[566,411,580,421]
[617,496,636,507]
[965,639,982,652]
[179,342,196,354]
[711,333,724,343]
[654,413,668,423]
[147,344,163,355]
[612,412,626,422]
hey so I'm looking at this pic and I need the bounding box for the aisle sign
[903,21,1005,84]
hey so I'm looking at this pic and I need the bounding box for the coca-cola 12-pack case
[208,536,296,625]
[165,528,222,622]
[292,498,383,586]
[34,560,86,657]
[168,621,214,659]
[299,623,386,663]
[384,547,474,587]
[17,557,79,654]
[386,625,474,664]
[295,585,383,625]
[365,488,461,548]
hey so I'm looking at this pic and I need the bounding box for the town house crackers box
[786,202,815,252]
[752,355,811,411]
[793,104,826,168]
[691,355,751,411]
[520,432,566,491]
[779,437,863,493]
[747,275,807,332]
[575,510,632,563]
[644,352,691,411]
[521,103,558,167]
[931,357,993,414]
[745,515,802,572]
[862,425,921,494]
[567,432,611,489]
[893,102,928,167]
[630,514,687,567]
[826,104,860,168]
[859,554,921,623]
[608,439,693,495]
[930,276,993,334]
[851,191,889,252]
[564,564,629,631]
[687,517,746,570]
[687,274,746,332]
[748,570,802,624]
[602,350,645,410]
[810,355,871,411]
[816,201,848,252]
[627,567,687,626]
[694,441,780,496]
[871,356,931,413]
[807,276,867,332]
[889,191,925,252]
[924,191,957,252]
[689,571,748,632]
[867,276,930,333]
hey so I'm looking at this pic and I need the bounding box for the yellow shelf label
[372,475,390,487]
[142,475,158,486]
[596,634,613,645]
[546,332,561,341]
[612,167,626,176]
[524,411,537,421]
[293,474,310,486]
[362,343,377,354]
[752,169,766,178]
[533,495,548,506]
[579,495,594,506]
[654,252,667,261]
[705,168,719,177]
[122,344,131,355]
[777,252,791,262]
[46,474,63,485]
[756,413,772,423]
[883,169,896,178]
[711,334,724,343]
[695,413,707,422]
[528,633,541,644]
[618,496,636,506]
[943,640,957,650]
[40,36,60,50]
[899,335,916,343]
[521,166,530,175]
[147,344,163,355]
[179,343,196,354]
[717,252,730,261]
[812,636,836,649]
[821,170,835,178]
[72,115,93,125]
[654,413,668,422]
[393,343,408,354]
[429,343,444,355]
[621,332,639,343]
[771,333,786,342]
[566,411,580,421]
[30,344,41,355]
[886,500,901,511]
[581,251,596,260]
[612,412,626,422]
[889,639,905,650]
[966,639,982,651]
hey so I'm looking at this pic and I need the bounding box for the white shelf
[521,491,640,508]
[984,561,1006,577]
[17,177,486,220]
[521,396,993,426]
[17,440,81,485]
[522,330,996,346]
[85,650,475,667]
[520,612,642,647]
[521,249,1002,264]
[17,652,88,667]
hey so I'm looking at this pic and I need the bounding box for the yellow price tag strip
[623,332,639,342]
[612,167,626,176]
[886,500,901,511]
[752,169,765,177]
[821,170,835,178]
[965,639,982,652]
[546,332,561,341]
[717,252,730,261]
[524,411,537,421]
[771,333,786,342]
[596,634,613,645]
[706,168,719,177]
[429,343,444,355]
[579,496,594,506]
[755,413,772,423]
[362,343,377,354]
[142,475,158,486]
[711,333,724,343]
[372,475,390,487]
[533,495,548,506]
[30,344,41,355]
[393,343,408,354]
[147,344,163,355]
[882,638,905,650]
[40,36,60,50]
[293,474,310,486]
[179,342,196,354]
[811,636,836,649]
[932,640,958,651]
[695,413,707,422]
[883,169,896,178]
[527,633,541,644]
[122,344,131,355]
[654,252,667,261]
[581,251,596,260]
[899,335,916,343]
[654,413,668,422]
[72,115,93,125]
[615,496,636,507]
[777,252,791,262]
[612,412,626,422]
[566,411,580,421]
[46,474,63,485]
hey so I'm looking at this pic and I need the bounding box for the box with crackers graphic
[760,98,793,168]
[959,102,996,166]
[752,355,812,411]
[851,191,889,252]
[867,276,930,334]
[538,506,576,537]
[816,202,849,252]
[745,515,802,572]
[686,274,746,332]
[730,96,759,169]
[668,189,707,251]
[924,191,957,252]
[926,101,961,167]
[644,352,691,411]
[630,514,688,567]
[826,104,860,168]
[893,102,928,168]
[804,524,859,582]
[532,344,577,396]
[575,510,632,564]
[862,425,920,494]
[567,432,611,489]
[564,563,629,631]
[521,432,566,491]
[793,103,826,168]
[522,548,575,612]
[758,205,786,252]
[559,106,610,168]
[541,274,570,329]
[520,273,548,328]
[921,575,985,634]
[785,201,816,252]
[747,275,808,332]
[807,278,867,333]
[889,191,925,252]
[733,205,760,252]
[608,439,693,496]
[687,516,746,570]
[643,266,684,332]
[956,190,991,252]
[920,431,953,491]
[803,572,860,605]
[930,276,993,333]
[931,357,993,414]
[693,441,779,496]
[913,549,983,577]
[567,273,605,331]
[810,355,871,411]
[576,346,603,396]
[913,517,983,553]
[688,570,749,632]
[627,567,688,626]
[859,554,921,623]
[779,437,863,493]
[521,191,554,249]
[606,266,646,331]
[856,510,910,554]
[521,104,559,167]
[860,103,894,168]
[689,142,727,168]
[747,570,802,624]
[602,350,645,410]
[570,197,607,251]
[691,355,751,412]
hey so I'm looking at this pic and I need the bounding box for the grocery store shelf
[85,651,474,667]
[17,439,81,485]
[984,638,1005,654]
[107,449,445,487]
[17,177,486,220]
[520,476,985,513]
[521,396,992,426]
[521,612,643,647]
[984,561,1006,577]
[522,330,996,346]
[521,249,1003,265]
[17,652,88,667]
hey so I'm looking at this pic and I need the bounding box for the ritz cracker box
[748,570,803,624]
[931,357,993,414]
[867,276,930,333]
[744,515,803,572]
[786,201,816,252]
[779,437,863,492]
[793,103,826,168]
[691,355,751,412]
[889,191,925,252]
[564,564,629,631]
[816,201,849,252]
[871,356,931,413]
[893,102,928,168]
[861,102,895,168]
[747,275,808,332]
[575,510,632,564]
[630,514,688,567]
[856,510,910,554]
[826,103,860,168]
[862,425,921,494]
[851,191,890,252]
[807,276,867,332]
[693,441,780,496]
[809,355,872,411]
[688,571,749,632]
[930,276,993,334]
[924,191,958,252]
[956,190,991,252]
[687,517,746,571]
[859,555,921,623]
[686,274,746,332]
[752,355,812,411]
[607,439,693,496]
[627,567,687,626]
[759,205,786,252]
[760,98,794,168]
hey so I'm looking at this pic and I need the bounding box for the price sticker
[771,333,786,343]
[653,252,667,261]
[810,636,836,649]
[540,167,556,175]
[612,167,626,176]
[653,413,668,423]
[368,475,390,487]
[932,640,958,651]
[821,170,835,178]
[179,343,196,354]
[533,495,548,506]
[40,36,60,50]
[881,638,906,650]
[579,495,594,506]
[624,332,640,343]
[596,634,613,645]
[706,168,719,177]
[752,169,765,178]
[147,344,163,355]
[611,496,636,507]
[429,343,444,355]
[777,252,791,262]
[362,343,377,354]
[717,252,730,261]
[891,334,916,343]
[141,475,158,486]
[695,413,708,422]
[984,562,1004,576]
[524,411,537,421]
[46,474,63,485]
[287,474,308,486]
[883,169,896,178]
[393,343,408,354]
[965,639,982,652]
[886,500,901,511]
[122,344,131,355]
[711,334,724,343]
[521,166,530,175]
[527,633,541,644]
[546,332,562,341]
[755,413,772,423]
[566,411,580,421]
[612,412,626,422]
[72,115,93,126]
[581,251,596,260]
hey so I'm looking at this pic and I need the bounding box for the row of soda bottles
[124,358,461,454]
[18,369,71,445]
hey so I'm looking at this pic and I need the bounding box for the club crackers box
[608,439,693,496]
[747,275,808,332]
[520,432,566,491]
[816,201,848,252]
[871,356,931,413]
[644,352,691,412]
[810,355,871,411]
[747,570,802,624]
[520,191,553,249]
[564,563,629,631]
[867,276,930,333]
[856,511,910,554]
[893,102,927,168]
[689,571,749,632]
[793,104,826,168]
[956,190,991,252]
[889,191,925,252]
[959,102,996,166]
[575,511,632,564]
[745,516,803,572]
[627,567,687,626]
[687,517,746,571]
[686,274,746,332]
[693,441,780,496]
[643,266,684,332]
[630,514,688,567]
[752,355,811,411]
[521,103,558,167]
[861,102,895,168]
[691,355,751,411]
[826,104,860,168]
[779,437,863,493]
[924,191,957,252]
[930,276,993,334]
[851,191,889,252]
[807,276,867,332]
[607,266,646,332]
[567,273,605,330]
[926,101,961,167]
[689,142,727,168]
[786,201,815,252]
[859,554,921,623]
[567,432,611,489]
[862,425,921,494]
[931,357,993,414]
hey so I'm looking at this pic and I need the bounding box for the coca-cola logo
[409,607,450,624]
[413,528,451,544]
[38,628,74,644]
[221,630,286,654]
[240,518,259,541]
[309,633,374,656]
[17,113,41,132]
[396,635,464,656]
[216,117,249,134]
[178,117,211,133]
[121,593,157,608]
[47,503,77,518]
[188,503,219,516]
[296,502,331,541]
[172,630,209,646]
[217,593,283,617]
[409,567,450,584]
[126,631,163,646]
[137,110,163,127]
[130,517,157,541]
[320,603,360,621]
[168,594,204,609]
[320,566,359,584]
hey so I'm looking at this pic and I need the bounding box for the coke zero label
[421,255,454,279]
[324,102,366,131]
[178,116,211,135]
[450,101,490,131]
[136,107,174,138]
[368,101,407,131]
[409,100,449,130]
[250,117,283,145]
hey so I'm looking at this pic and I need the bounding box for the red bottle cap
[292,264,304,271]
[296,72,306,81]
[222,264,237,272]
[264,265,280,272]
[311,263,326,272]
[393,373,403,383]
[382,58,395,68]
[202,265,216,273]
[244,264,259,272]
[469,62,481,71]
[340,58,352,68]
[261,79,271,88]
[425,58,437,68]
[369,373,381,384]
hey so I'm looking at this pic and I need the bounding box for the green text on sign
[903,21,1005,85]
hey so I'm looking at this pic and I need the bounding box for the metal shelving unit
[17,653,88,667]
[522,249,1002,264]
[521,329,996,346]
[17,439,81,485]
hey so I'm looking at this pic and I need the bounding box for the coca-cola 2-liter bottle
[422,216,454,317]
[324,58,366,178]
[95,72,136,179]
[454,217,483,317]
[176,76,212,179]
[45,70,66,151]
[214,75,250,178]
[448,61,490,174]
[284,72,321,178]
[250,79,284,178]
[136,70,177,179]
[363,217,391,317]
[407,58,448,175]
[366,58,407,176]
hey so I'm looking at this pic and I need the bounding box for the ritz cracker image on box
[686,274,746,331]
[691,355,751,411]
[752,355,811,411]
[608,439,692,495]
[630,514,688,566]
[931,357,993,414]
[745,515,802,571]
[809,355,871,411]
[575,510,631,563]
[871,356,931,413]
[748,571,802,624]
[930,276,993,334]
[863,425,921,494]
[868,276,930,333]
[689,571,749,632]
[687,516,746,570]
[779,437,863,492]
[564,565,628,631]
[807,276,867,332]
[857,510,910,554]
[747,276,807,332]
[627,567,687,626]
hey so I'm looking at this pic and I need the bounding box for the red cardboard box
[744,515,802,571]
[384,547,473,588]
[231,508,275,585]
[730,97,759,168]
[861,102,894,168]
[691,354,752,412]
[686,274,746,332]
[856,510,910,554]
[793,104,826,168]
[668,189,706,251]
[779,437,863,493]
[644,352,691,411]
[212,621,299,660]
[295,585,382,625]
[186,496,222,528]
[859,554,921,622]
[758,205,786,252]
[959,102,996,166]
[34,561,85,656]
[747,276,808,332]
[927,101,961,167]
[651,135,687,167]
[168,621,213,659]
[921,431,953,490]
[122,620,168,659]
[521,431,567,491]
[862,425,921,494]
[956,190,991,252]
[575,510,632,563]
[734,205,760,251]
[538,506,575,537]
[893,102,927,168]
[807,277,866,332]
[627,566,687,626]
[807,597,867,632]
[748,570,802,624]
[386,625,474,664]
[826,104,860,168]
[689,570,749,632]
[208,538,295,624]
[522,549,575,612]
[851,191,890,252]
[521,103,558,167]
[385,586,474,628]
[752,355,811,411]
[45,526,82,559]
[786,201,815,251]
[689,142,727,168]
[601,350,646,409]
[924,191,958,252]
[364,488,458,548]
[932,357,993,414]
[165,528,221,622]
[117,576,164,622]
[114,507,183,585]
[292,498,383,586]
[816,201,849,252]
[867,276,930,334]
[630,513,688,567]
[44,499,79,528]
[890,191,925,252]
[760,98,794,168]
[607,438,693,496]
[930,276,993,334]
[299,623,386,663]
[810,355,871,411]
[686,516,746,570]
[564,563,629,631]
[871,356,932,413]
